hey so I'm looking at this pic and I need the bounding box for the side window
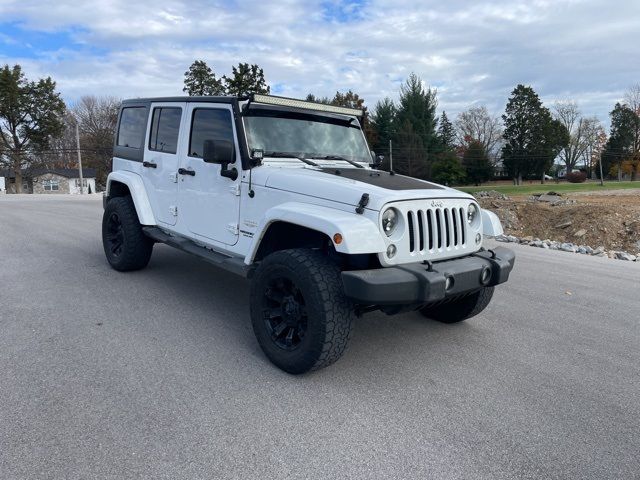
[189,109,234,158]
[117,107,148,148]
[149,107,182,154]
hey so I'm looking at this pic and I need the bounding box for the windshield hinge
[229,184,240,196]
[227,223,239,235]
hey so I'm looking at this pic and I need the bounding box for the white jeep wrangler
[102,94,514,374]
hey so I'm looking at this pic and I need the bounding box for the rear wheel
[250,249,354,374]
[419,287,494,323]
[102,196,153,272]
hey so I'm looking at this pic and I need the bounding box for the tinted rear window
[117,107,148,148]
[149,107,182,154]
[189,109,234,158]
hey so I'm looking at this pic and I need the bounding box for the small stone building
[1,168,97,194]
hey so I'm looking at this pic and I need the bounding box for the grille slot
[405,206,467,254]
[407,211,415,252]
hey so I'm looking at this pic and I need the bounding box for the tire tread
[250,249,354,373]
[102,196,153,272]
[420,287,494,323]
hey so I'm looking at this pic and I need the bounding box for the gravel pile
[494,234,639,262]
[529,192,577,206]
[473,190,510,200]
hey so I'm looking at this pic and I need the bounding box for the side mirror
[370,152,384,169]
[203,139,238,180]
[203,139,234,166]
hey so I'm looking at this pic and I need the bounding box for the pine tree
[437,111,455,151]
[501,84,564,185]
[223,63,270,96]
[393,73,438,179]
[602,103,640,179]
[370,97,396,164]
[183,60,224,96]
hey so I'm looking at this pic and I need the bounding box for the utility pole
[389,139,393,172]
[75,120,84,194]
[598,149,605,186]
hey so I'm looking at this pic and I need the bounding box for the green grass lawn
[457,181,640,196]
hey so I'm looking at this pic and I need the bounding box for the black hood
[319,168,443,191]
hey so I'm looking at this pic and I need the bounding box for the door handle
[178,168,196,176]
[142,161,158,168]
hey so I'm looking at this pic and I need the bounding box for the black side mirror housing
[370,152,384,169]
[203,139,234,165]
[203,139,238,180]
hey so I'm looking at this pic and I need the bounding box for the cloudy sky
[1,0,638,125]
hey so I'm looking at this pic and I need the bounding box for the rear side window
[117,107,148,148]
[149,107,182,154]
[189,109,234,158]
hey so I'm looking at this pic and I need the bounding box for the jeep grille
[380,199,481,266]
[406,207,467,253]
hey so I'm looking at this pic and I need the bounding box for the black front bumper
[341,247,515,305]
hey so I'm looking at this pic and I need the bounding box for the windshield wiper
[263,151,319,167]
[310,155,365,168]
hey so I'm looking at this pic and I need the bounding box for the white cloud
[0,0,638,126]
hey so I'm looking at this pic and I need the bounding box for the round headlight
[381,208,398,236]
[467,203,479,225]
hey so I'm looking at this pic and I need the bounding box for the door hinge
[169,206,178,216]
[229,184,240,196]
[169,172,178,183]
[227,223,239,235]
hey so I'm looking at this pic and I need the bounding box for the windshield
[243,110,371,163]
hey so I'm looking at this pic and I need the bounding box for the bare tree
[554,101,588,172]
[71,95,120,186]
[623,83,640,114]
[47,111,78,168]
[455,106,502,155]
[583,121,607,176]
[554,101,606,175]
[623,84,640,154]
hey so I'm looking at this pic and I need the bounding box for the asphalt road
[1,195,639,480]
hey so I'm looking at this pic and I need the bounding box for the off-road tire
[419,287,494,323]
[102,196,153,272]
[250,249,355,374]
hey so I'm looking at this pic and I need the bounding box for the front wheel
[102,196,153,272]
[419,287,494,323]
[250,249,355,374]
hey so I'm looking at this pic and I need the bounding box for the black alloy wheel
[105,212,125,258]
[262,276,308,351]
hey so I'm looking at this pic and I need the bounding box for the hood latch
[355,193,369,214]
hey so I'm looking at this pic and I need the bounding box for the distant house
[0,168,97,194]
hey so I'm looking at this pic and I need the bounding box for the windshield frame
[241,105,372,166]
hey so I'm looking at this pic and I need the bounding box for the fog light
[386,244,397,258]
[475,233,482,244]
[480,267,491,285]
[445,276,454,291]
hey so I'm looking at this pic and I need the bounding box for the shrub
[431,152,465,186]
[566,171,587,183]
